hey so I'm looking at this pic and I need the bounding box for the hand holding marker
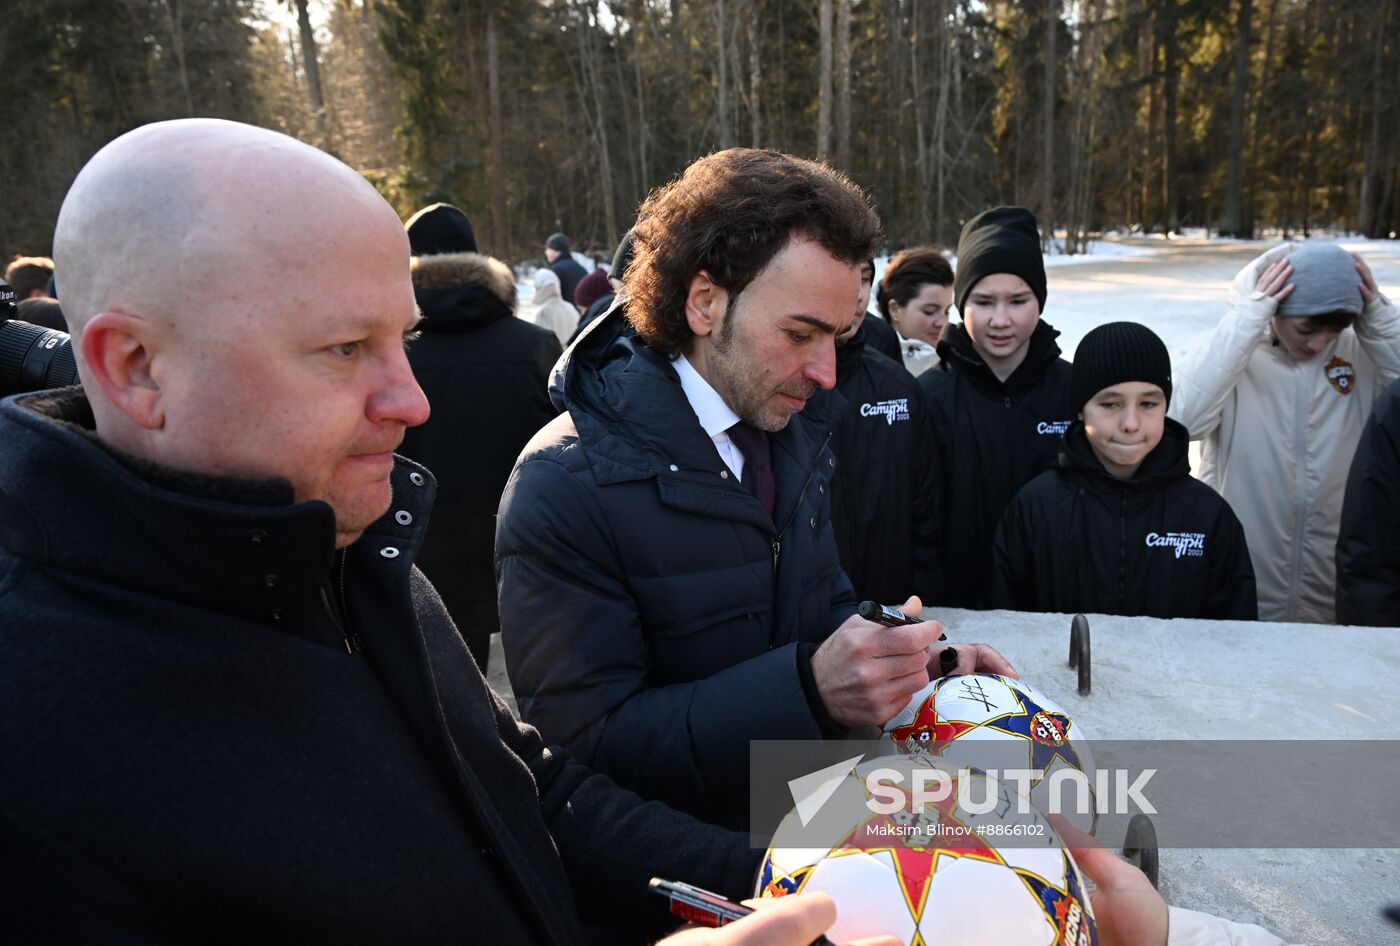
[856,600,958,674]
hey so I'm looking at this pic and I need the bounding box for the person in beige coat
[529,267,579,345]
[1170,242,1400,623]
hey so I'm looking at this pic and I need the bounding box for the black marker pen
[856,600,947,640]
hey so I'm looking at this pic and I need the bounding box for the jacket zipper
[319,550,360,654]
[770,431,834,575]
[1289,360,1307,616]
[1118,488,1128,610]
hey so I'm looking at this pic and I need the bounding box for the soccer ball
[756,754,1096,946]
[881,674,1097,834]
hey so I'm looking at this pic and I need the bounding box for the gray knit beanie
[1275,244,1362,318]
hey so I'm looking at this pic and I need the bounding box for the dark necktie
[727,421,776,519]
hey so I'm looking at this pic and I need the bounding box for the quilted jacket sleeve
[1170,244,1293,440]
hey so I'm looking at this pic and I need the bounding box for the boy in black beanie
[916,206,1074,609]
[991,322,1257,620]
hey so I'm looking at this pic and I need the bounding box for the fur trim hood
[411,252,516,306]
[410,252,517,333]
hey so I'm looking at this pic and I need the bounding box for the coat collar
[0,388,435,635]
[549,303,835,529]
[936,319,1065,397]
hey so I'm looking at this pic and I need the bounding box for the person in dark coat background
[496,149,1011,829]
[830,260,939,604]
[1336,376,1400,625]
[992,322,1257,620]
[918,206,1074,609]
[397,203,562,670]
[1,118,761,946]
[546,231,588,304]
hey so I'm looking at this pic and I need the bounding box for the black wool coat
[1337,377,1400,625]
[918,320,1075,609]
[0,389,756,945]
[496,308,858,829]
[991,418,1258,620]
[831,323,940,604]
[398,251,562,667]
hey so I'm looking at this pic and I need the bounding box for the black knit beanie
[1071,321,1173,413]
[953,206,1047,315]
[405,203,478,256]
[546,232,571,253]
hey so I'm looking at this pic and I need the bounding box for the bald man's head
[56,118,404,337]
[57,119,429,547]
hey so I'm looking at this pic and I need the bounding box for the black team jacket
[1337,377,1400,625]
[991,417,1258,620]
[0,389,756,945]
[917,320,1075,609]
[831,320,940,603]
[398,251,561,669]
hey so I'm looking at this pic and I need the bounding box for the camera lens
[0,319,80,395]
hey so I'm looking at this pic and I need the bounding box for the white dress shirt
[673,353,745,481]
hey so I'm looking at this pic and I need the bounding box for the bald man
[0,119,766,945]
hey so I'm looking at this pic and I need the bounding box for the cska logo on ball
[1031,710,1069,747]
[1325,356,1356,395]
[888,699,978,753]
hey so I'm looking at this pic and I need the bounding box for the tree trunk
[1221,0,1253,237]
[835,0,852,168]
[748,0,763,147]
[292,0,328,146]
[1246,0,1280,235]
[160,0,195,114]
[716,0,734,148]
[911,0,930,238]
[1041,0,1056,244]
[670,0,693,156]
[1160,1,1178,234]
[933,0,950,240]
[817,0,833,160]
[486,7,508,253]
[579,2,618,244]
[1360,0,1391,236]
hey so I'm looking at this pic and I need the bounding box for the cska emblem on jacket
[1325,356,1356,395]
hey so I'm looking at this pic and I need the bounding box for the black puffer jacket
[496,307,857,828]
[991,418,1258,620]
[1337,377,1400,625]
[918,320,1074,608]
[0,389,756,945]
[831,322,939,603]
[398,252,561,668]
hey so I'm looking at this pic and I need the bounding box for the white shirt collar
[674,353,740,438]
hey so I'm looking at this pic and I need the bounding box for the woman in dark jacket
[992,322,1257,620]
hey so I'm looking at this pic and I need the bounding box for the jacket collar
[0,388,434,635]
[549,303,834,528]
[1058,416,1192,490]
[411,251,516,334]
[936,319,1064,396]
